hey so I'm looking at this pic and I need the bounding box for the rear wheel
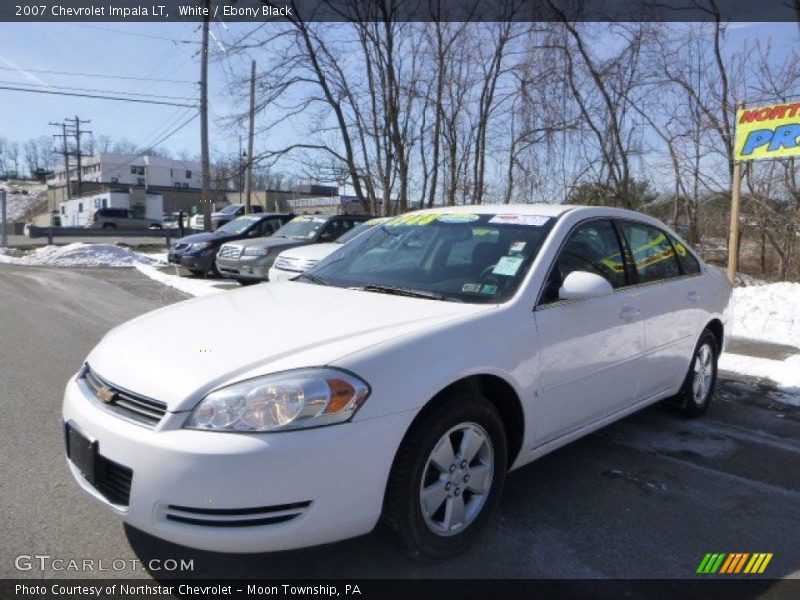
[670,329,718,417]
[383,392,507,557]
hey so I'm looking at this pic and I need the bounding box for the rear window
[618,221,681,284]
[669,234,701,275]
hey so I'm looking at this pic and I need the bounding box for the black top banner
[1,0,799,23]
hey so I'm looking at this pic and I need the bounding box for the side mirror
[559,271,613,300]
[319,232,335,242]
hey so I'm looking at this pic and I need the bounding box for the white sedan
[268,218,388,282]
[62,205,730,557]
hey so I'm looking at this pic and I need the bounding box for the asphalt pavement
[1,264,799,582]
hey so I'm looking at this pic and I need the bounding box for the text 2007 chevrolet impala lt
[63,205,731,557]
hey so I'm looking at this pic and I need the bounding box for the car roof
[409,204,578,217]
[404,203,674,227]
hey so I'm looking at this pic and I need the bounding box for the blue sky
[0,21,257,158]
[0,21,797,166]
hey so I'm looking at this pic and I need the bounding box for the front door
[532,219,645,444]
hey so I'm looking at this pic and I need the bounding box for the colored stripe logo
[697,553,773,574]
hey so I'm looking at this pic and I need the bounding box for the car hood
[86,283,492,411]
[229,237,311,251]
[176,231,241,245]
[278,243,339,263]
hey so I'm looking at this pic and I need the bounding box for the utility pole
[244,59,256,215]
[238,134,243,205]
[66,115,91,198]
[727,101,745,285]
[50,122,71,199]
[200,0,212,231]
[1,188,7,248]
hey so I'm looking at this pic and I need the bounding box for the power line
[67,24,201,44]
[0,65,196,84]
[0,79,197,101]
[0,85,197,108]
[145,111,200,152]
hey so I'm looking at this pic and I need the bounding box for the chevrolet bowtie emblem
[97,386,116,404]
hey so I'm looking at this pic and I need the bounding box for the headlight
[184,368,370,432]
[188,241,211,251]
[243,245,271,256]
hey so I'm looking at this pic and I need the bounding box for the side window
[321,219,344,240]
[668,234,701,275]
[541,220,626,304]
[618,222,681,284]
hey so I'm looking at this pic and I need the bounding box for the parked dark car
[215,213,372,284]
[168,213,292,276]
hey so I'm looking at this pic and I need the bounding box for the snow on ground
[725,282,800,349]
[0,243,162,268]
[1,183,47,221]
[720,281,800,406]
[134,263,237,297]
[718,354,800,407]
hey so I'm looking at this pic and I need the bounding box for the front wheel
[670,330,718,417]
[383,392,507,557]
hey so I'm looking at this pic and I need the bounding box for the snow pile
[134,263,238,297]
[0,243,163,268]
[718,354,800,406]
[725,282,800,349]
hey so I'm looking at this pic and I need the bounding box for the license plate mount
[66,424,97,485]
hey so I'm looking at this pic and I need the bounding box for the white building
[47,154,203,189]
[59,191,164,227]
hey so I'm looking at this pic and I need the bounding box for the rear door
[533,219,645,443]
[615,220,699,398]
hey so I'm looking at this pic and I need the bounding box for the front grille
[95,458,133,506]
[274,256,318,273]
[82,365,168,428]
[165,501,311,527]
[218,245,241,259]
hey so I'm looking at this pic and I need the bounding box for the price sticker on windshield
[492,256,524,276]
[488,214,551,226]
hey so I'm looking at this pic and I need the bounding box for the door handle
[619,306,641,321]
[687,291,701,302]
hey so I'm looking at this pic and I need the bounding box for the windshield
[216,216,259,235]
[301,213,555,303]
[335,219,384,244]
[218,204,242,215]
[274,216,329,240]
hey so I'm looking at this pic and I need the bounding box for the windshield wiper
[356,284,457,302]
[295,272,330,286]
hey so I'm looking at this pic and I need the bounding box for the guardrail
[24,225,200,245]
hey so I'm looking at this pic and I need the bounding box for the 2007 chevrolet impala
[62,205,731,557]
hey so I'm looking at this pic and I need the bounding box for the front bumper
[169,253,214,272]
[216,256,272,281]
[62,374,409,553]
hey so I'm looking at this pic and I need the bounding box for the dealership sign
[735,102,800,161]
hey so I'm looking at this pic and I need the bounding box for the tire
[102,223,116,230]
[236,279,257,286]
[383,392,507,558]
[187,269,204,276]
[670,329,718,417]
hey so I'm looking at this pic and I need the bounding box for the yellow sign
[735,102,800,161]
